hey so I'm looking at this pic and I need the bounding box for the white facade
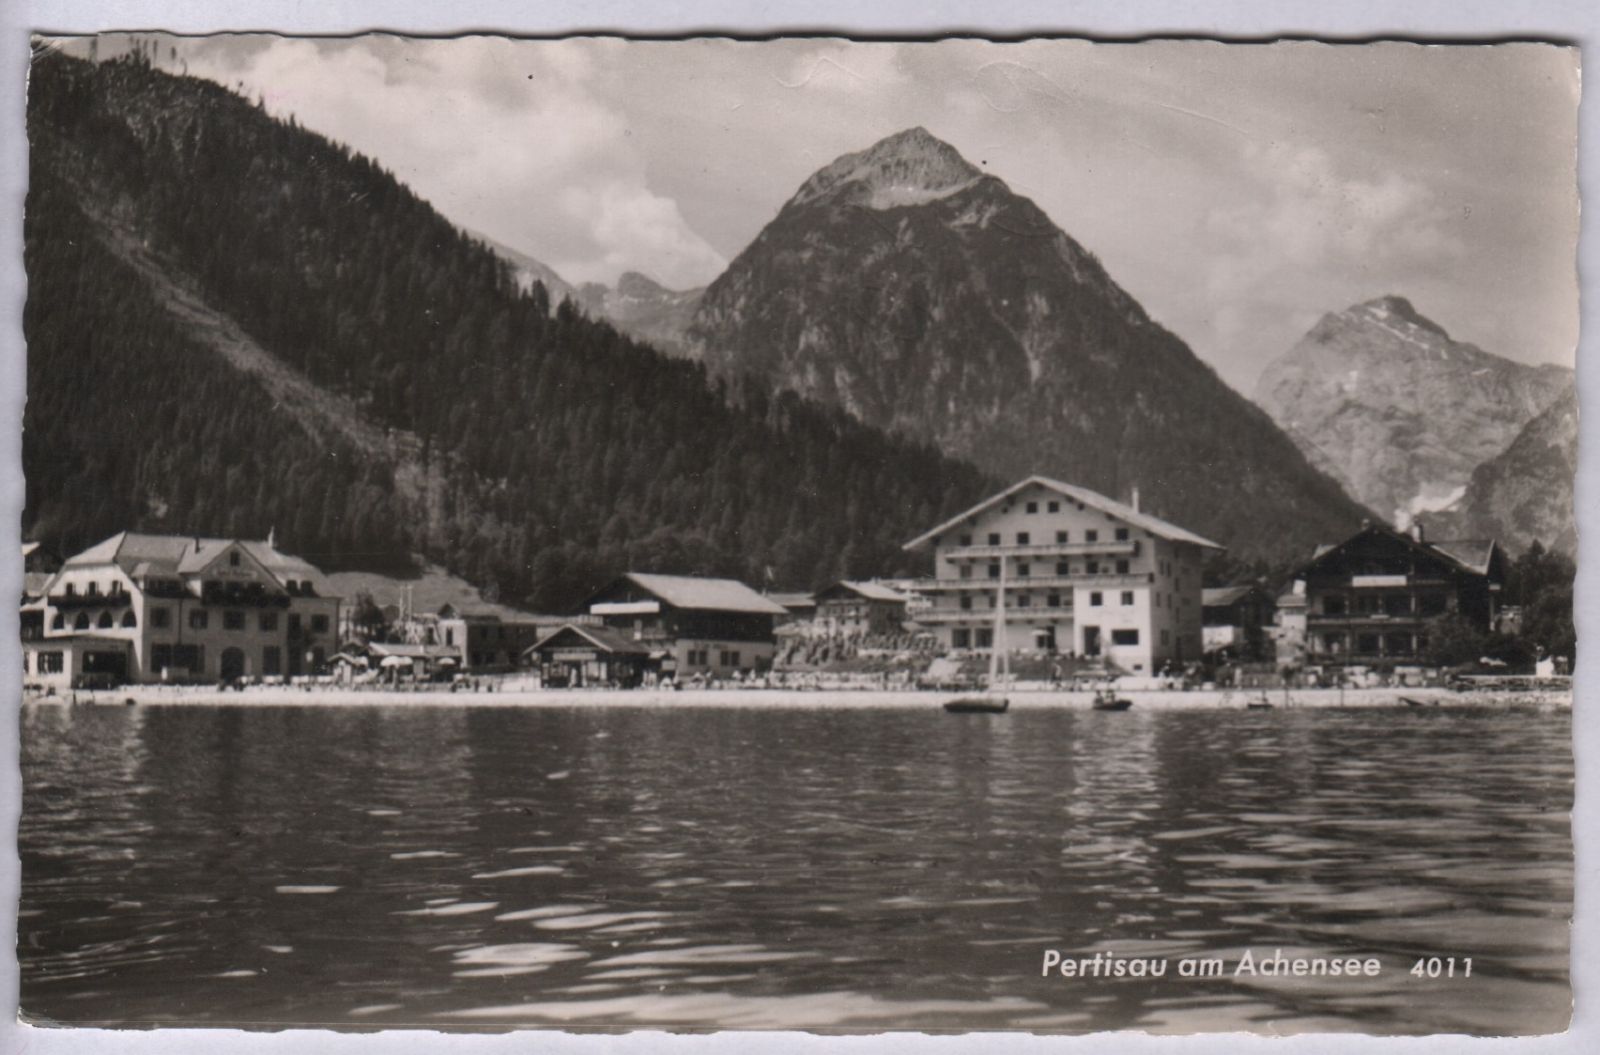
[29,533,340,685]
[904,477,1220,674]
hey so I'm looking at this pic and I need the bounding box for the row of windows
[1321,593,1448,617]
[683,648,745,667]
[52,610,138,630]
[58,580,126,598]
[960,593,1073,610]
[948,627,1143,648]
[962,558,1133,580]
[181,610,329,633]
[957,590,1136,610]
[1318,632,1426,655]
[50,608,330,634]
[957,527,1133,547]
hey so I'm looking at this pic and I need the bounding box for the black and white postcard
[11,30,1580,1040]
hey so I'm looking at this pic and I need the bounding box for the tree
[1425,613,1487,669]
[350,591,390,642]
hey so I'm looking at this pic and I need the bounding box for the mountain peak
[616,271,668,298]
[790,127,986,210]
[1351,295,1450,340]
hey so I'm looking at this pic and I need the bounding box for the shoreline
[25,684,1574,711]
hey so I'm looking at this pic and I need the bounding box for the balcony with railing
[938,540,1139,560]
[1307,612,1432,627]
[914,607,1076,624]
[910,572,1152,592]
[47,590,132,610]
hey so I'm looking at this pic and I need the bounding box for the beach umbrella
[379,655,410,669]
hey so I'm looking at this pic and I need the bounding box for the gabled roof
[1300,524,1500,580]
[608,573,786,615]
[1428,539,1500,577]
[1202,585,1259,608]
[176,537,235,573]
[61,532,332,594]
[903,476,1223,551]
[528,622,652,656]
[817,580,910,604]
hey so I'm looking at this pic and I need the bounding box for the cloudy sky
[60,34,1578,393]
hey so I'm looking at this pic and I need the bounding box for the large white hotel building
[904,476,1222,674]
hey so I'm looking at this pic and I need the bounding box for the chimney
[1410,521,1425,543]
[1130,486,1140,513]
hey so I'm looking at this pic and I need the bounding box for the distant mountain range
[475,233,704,358]
[1256,296,1572,536]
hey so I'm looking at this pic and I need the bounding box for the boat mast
[991,557,1007,690]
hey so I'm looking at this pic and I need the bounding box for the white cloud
[1200,138,1463,355]
[179,35,725,289]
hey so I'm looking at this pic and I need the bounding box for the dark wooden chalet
[1298,522,1504,665]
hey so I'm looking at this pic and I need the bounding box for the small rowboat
[944,696,1010,714]
[1091,692,1133,712]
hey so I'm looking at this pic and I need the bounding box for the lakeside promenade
[27,683,1573,710]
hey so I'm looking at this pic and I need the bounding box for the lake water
[18,700,1572,1034]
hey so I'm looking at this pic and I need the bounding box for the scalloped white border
[0,4,1592,1055]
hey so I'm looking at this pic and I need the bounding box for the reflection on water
[19,702,1571,1033]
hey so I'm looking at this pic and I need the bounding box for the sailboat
[944,559,1011,714]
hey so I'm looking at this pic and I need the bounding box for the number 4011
[1411,957,1472,978]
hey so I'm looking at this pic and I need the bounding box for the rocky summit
[685,127,1367,563]
[1256,297,1572,530]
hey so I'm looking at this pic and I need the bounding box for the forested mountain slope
[24,50,993,610]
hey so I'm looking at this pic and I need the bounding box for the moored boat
[1091,691,1133,712]
[944,696,1010,714]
